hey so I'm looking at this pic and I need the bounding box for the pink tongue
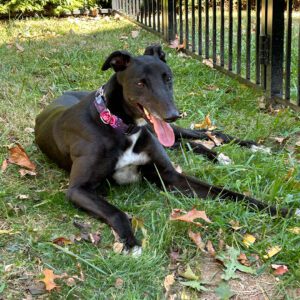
[149,115,175,147]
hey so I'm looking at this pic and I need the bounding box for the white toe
[217,153,232,165]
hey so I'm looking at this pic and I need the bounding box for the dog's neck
[102,75,137,125]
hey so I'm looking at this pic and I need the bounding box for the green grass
[0,16,300,299]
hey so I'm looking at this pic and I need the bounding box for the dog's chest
[112,131,149,184]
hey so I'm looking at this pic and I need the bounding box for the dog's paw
[217,153,232,165]
[122,245,142,257]
[250,145,272,154]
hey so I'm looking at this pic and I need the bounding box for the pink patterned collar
[94,86,129,132]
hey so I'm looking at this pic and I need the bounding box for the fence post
[260,0,284,98]
[162,0,176,42]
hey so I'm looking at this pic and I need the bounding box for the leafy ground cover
[0,15,300,299]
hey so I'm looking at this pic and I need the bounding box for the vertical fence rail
[198,0,202,56]
[285,0,292,101]
[220,0,224,67]
[205,0,209,58]
[112,0,300,109]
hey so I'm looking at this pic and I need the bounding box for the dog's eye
[136,81,145,88]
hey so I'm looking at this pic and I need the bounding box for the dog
[35,45,292,252]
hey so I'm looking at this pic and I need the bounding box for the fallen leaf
[4,264,14,272]
[271,264,289,276]
[1,159,8,172]
[39,269,64,291]
[164,273,175,292]
[206,131,223,146]
[215,282,235,300]
[285,167,295,180]
[66,277,76,287]
[193,139,216,150]
[216,247,256,280]
[188,230,205,251]
[273,136,287,144]
[204,85,219,91]
[73,220,91,232]
[178,265,199,280]
[194,114,212,129]
[131,30,139,38]
[88,232,101,245]
[202,58,214,68]
[257,96,266,109]
[288,227,300,234]
[170,249,180,263]
[115,277,124,289]
[52,237,73,246]
[15,42,24,52]
[113,242,124,254]
[169,35,185,51]
[8,144,36,171]
[237,253,251,266]
[170,208,212,226]
[242,233,256,248]
[19,168,37,176]
[263,245,282,259]
[0,229,15,235]
[16,194,29,199]
[28,282,46,296]
[229,220,242,231]
[180,280,208,292]
[206,240,216,256]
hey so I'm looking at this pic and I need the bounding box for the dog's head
[101,45,179,147]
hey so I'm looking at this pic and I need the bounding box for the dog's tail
[172,174,294,217]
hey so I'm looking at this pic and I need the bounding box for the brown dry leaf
[131,30,139,38]
[170,208,212,226]
[263,245,282,259]
[52,237,73,246]
[39,269,65,291]
[164,273,175,292]
[188,229,205,251]
[202,58,214,68]
[206,240,216,256]
[170,249,180,263]
[285,167,295,180]
[15,42,24,52]
[206,131,223,146]
[115,277,124,289]
[1,159,8,172]
[288,227,300,234]
[194,114,212,129]
[66,277,76,287]
[271,264,289,276]
[8,144,36,171]
[237,253,251,266]
[193,139,216,150]
[204,85,219,91]
[229,220,242,231]
[273,136,287,144]
[242,234,256,248]
[113,242,124,254]
[19,168,37,177]
[169,35,185,51]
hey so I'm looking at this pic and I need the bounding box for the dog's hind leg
[67,157,138,249]
[172,125,258,148]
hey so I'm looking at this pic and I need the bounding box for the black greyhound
[35,45,291,252]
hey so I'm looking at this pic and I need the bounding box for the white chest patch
[113,130,149,184]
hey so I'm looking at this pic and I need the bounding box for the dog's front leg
[67,157,138,249]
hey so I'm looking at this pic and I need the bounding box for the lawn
[0,15,300,299]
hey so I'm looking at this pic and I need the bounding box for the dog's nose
[164,111,181,123]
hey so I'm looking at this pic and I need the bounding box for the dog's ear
[101,51,132,72]
[144,45,166,63]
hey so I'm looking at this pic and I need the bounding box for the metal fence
[112,0,300,109]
